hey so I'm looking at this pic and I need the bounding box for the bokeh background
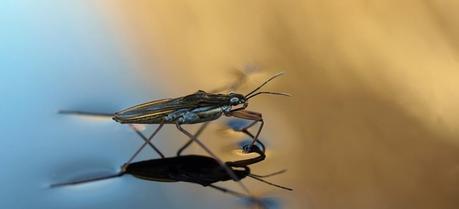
[2,1,459,209]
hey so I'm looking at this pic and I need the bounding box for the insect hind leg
[122,122,165,169]
[127,124,165,159]
[175,122,252,196]
[58,110,113,117]
[176,122,210,156]
[208,185,267,209]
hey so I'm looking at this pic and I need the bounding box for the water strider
[59,72,289,195]
[113,72,289,160]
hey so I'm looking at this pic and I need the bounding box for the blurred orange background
[98,1,459,208]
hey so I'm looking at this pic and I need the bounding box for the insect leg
[123,122,165,168]
[237,129,266,153]
[50,172,124,188]
[176,122,210,156]
[128,124,165,158]
[228,110,264,151]
[59,110,164,156]
[175,122,252,195]
[58,110,113,117]
[209,185,266,209]
[208,184,248,198]
[226,145,265,167]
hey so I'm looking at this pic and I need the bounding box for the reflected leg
[123,122,165,167]
[209,185,265,209]
[58,110,113,117]
[175,122,251,195]
[176,122,210,156]
[50,172,124,188]
[128,124,165,158]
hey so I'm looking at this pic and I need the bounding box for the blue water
[0,2,283,209]
[0,2,180,209]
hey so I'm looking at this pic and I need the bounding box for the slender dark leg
[208,184,248,198]
[128,124,165,158]
[58,110,113,117]
[50,172,124,188]
[209,185,265,209]
[248,120,263,148]
[176,122,251,195]
[123,122,165,166]
[129,124,164,158]
[58,110,164,156]
[248,175,293,191]
[226,146,265,167]
[228,110,264,151]
[239,129,266,153]
[176,122,210,156]
[250,169,287,178]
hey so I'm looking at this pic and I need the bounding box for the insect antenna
[245,72,285,98]
[50,172,124,188]
[250,169,287,178]
[248,174,293,191]
[246,91,291,100]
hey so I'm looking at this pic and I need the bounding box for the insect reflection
[51,143,291,209]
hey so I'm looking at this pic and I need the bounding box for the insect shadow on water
[51,142,292,209]
[59,71,290,195]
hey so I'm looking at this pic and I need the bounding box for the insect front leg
[227,110,264,152]
[236,128,266,153]
[226,144,265,167]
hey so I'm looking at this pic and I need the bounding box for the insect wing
[113,97,194,123]
[183,90,231,106]
[113,91,231,123]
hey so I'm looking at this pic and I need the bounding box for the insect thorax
[167,106,229,124]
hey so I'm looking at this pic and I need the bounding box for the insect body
[114,72,289,161]
[112,90,244,124]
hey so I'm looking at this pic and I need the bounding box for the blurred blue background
[0,2,286,209]
[0,2,252,209]
[1,2,162,209]
[4,1,459,209]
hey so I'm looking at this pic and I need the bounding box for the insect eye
[230,97,240,104]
